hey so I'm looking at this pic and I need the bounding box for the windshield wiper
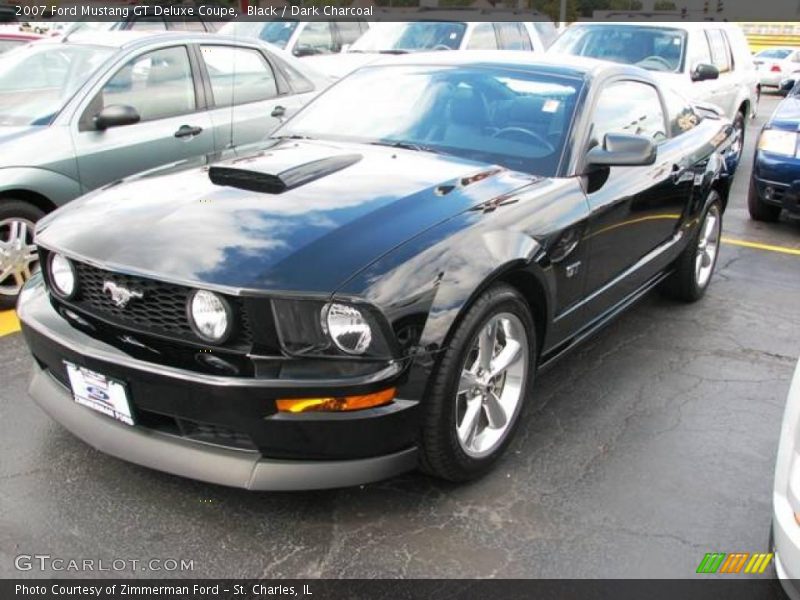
[377,49,409,55]
[370,140,439,154]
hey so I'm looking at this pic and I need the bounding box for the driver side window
[92,46,196,124]
[590,81,667,148]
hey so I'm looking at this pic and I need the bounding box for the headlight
[758,129,798,156]
[272,298,394,358]
[187,290,232,343]
[48,253,76,299]
[322,303,373,355]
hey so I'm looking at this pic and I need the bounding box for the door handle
[174,125,203,139]
[271,105,286,118]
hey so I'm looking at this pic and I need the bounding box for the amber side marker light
[276,388,396,413]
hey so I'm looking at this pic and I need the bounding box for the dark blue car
[749,86,800,221]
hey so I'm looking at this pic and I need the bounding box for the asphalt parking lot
[0,93,799,581]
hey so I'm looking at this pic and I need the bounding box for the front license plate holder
[64,361,134,426]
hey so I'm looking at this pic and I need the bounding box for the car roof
[365,50,651,82]
[570,20,737,32]
[52,30,238,50]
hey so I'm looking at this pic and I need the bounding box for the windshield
[277,65,581,177]
[220,21,299,49]
[551,25,687,73]
[0,43,113,126]
[757,48,792,59]
[350,22,467,53]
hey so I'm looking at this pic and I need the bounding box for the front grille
[50,256,252,349]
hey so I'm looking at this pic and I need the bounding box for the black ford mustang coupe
[17,53,734,490]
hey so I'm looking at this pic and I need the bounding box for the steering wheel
[492,127,554,153]
[637,55,673,70]
[432,44,453,51]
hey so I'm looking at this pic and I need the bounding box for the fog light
[276,388,396,413]
[765,186,775,200]
[49,253,76,299]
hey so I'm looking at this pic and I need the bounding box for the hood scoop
[209,153,362,194]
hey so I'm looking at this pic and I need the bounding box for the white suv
[305,18,558,79]
[549,22,759,166]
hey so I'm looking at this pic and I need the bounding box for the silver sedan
[0,30,332,307]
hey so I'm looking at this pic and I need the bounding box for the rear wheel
[0,200,44,310]
[661,193,723,303]
[748,177,782,222]
[729,110,746,170]
[419,284,536,482]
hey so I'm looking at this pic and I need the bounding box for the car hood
[36,139,537,294]
[0,126,43,164]
[769,94,800,130]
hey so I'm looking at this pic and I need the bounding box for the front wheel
[0,200,44,310]
[419,284,536,482]
[661,193,723,303]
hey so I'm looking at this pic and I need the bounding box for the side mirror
[340,43,351,53]
[292,45,317,58]
[93,105,140,131]
[691,63,720,82]
[780,78,796,93]
[586,133,657,168]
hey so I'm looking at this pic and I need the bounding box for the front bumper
[18,280,420,490]
[752,151,800,214]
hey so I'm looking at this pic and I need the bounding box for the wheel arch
[0,189,58,215]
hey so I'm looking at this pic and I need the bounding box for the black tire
[748,177,782,222]
[0,200,45,310]
[661,193,723,303]
[418,284,536,482]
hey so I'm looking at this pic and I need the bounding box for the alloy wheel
[455,312,529,458]
[0,217,38,299]
[695,205,721,288]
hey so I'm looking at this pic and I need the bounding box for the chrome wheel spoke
[477,319,498,372]
[0,265,12,284]
[457,397,482,448]
[489,339,521,380]
[458,369,479,396]
[483,391,507,430]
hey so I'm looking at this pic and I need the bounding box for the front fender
[0,167,83,208]
[334,213,547,355]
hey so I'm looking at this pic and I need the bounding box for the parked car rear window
[201,45,278,106]
[278,65,582,177]
[551,25,686,73]
[0,43,112,126]
[757,48,793,59]
[350,22,468,52]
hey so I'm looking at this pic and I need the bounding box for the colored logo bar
[696,552,773,574]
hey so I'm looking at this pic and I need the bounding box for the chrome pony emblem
[102,281,143,308]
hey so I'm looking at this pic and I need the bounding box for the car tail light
[772,65,783,72]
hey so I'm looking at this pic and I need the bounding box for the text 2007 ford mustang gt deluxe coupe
[17,53,736,490]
